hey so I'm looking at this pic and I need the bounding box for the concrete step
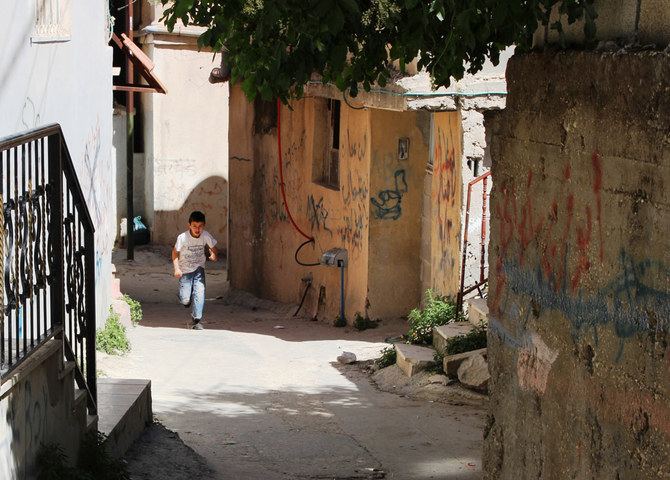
[395,343,437,377]
[97,378,152,457]
[433,322,476,354]
[466,298,489,326]
[443,348,488,376]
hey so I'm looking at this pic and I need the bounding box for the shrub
[123,294,142,325]
[96,307,131,355]
[445,322,487,356]
[333,314,347,327]
[407,290,463,345]
[375,346,397,368]
[353,312,378,331]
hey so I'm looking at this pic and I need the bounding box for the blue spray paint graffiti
[371,169,407,220]
[495,250,670,361]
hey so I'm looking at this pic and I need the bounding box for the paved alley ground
[98,246,487,480]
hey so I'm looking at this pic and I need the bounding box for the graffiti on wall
[339,171,368,254]
[306,194,332,235]
[81,119,113,286]
[346,128,367,161]
[432,124,460,288]
[371,169,407,220]
[490,150,669,388]
[491,151,604,315]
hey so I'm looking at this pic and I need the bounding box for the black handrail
[1,124,97,415]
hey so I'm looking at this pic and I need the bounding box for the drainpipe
[126,2,135,260]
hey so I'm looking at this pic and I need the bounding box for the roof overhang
[111,33,167,94]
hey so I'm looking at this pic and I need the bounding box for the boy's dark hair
[189,211,206,223]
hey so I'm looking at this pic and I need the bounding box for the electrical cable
[293,280,312,316]
[295,238,321,267]
[277,98,313,241]
[342,90,365,110]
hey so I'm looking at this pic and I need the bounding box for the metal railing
[457,171,491,314]
[1,124,96,415]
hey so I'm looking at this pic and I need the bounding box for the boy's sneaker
[190,318,204,330]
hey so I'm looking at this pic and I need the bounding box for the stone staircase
[394,297,489,393]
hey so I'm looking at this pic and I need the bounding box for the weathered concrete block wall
[484,51,670,479]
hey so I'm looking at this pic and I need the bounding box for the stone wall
[484,50,670,479]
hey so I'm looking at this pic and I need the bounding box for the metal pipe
[126,1,135,260]
[480,176,488,283]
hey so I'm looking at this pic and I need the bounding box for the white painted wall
[136,22,230,248]
[0,0,115,327]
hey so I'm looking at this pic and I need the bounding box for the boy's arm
[172,247,182,277]
[208,245,218,261]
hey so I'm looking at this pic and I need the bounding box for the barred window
[312,98,340,190]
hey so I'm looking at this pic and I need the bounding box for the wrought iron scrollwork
[1,125,97,415]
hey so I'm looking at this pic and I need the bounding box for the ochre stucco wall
[430,111,463,297]
[229,85,443,321]
[367,109,430,319]
[230,87,372,319]
[484,51,670,479]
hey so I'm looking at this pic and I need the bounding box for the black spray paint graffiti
[494,250,670,362]
[342,171,368,206]
[370,169,407,220]
[306,194,332,235]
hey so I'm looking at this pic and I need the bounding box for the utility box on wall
[320,248,348,267]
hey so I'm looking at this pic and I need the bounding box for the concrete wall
[115,4,230,250]
[484,50,670,479]
[0,341,89,479]
[0,0,115,328]
[428,112,463,297]
[229,85,448,321]
[534,0,669,47]
[229,88,372,320]
[367,109,429,318]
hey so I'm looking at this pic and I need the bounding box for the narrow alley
[98,246,487,479]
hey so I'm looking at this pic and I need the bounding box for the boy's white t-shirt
[174,230,217,274]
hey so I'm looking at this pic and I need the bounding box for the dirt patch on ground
[366,363,488,406]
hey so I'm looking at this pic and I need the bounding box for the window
[313,98,340,189]
[33,0,71,42]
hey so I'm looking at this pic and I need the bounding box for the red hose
[277,98,313,241]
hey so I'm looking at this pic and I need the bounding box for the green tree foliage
[160,0,596,103]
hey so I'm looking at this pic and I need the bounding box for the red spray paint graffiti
[491,150,604,315]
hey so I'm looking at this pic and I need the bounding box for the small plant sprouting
[444,321,487,356]
[96,307,131,355]
[333,315,347,327]
[407,289,464,345]
[353,312,379,331]
[375,346,397,368]
[123,294,142,325]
